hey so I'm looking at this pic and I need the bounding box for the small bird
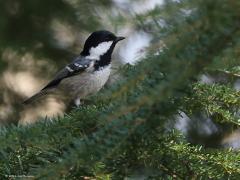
[23,30,125,106]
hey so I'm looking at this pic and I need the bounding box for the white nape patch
[86,41,113,60]
[86,60,95,72]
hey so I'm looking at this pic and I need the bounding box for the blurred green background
[0,0,123,124]
[0,0,240,148]
[0,0,159,124]
[0,0,240,178]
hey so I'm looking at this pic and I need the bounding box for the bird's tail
[22,90,46,105]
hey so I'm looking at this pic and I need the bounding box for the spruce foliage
[0,0,240,179]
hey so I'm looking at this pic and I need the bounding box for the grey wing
[41,56,92,90]
[23,56,92,104]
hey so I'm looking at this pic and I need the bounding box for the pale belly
[59,65,111,99]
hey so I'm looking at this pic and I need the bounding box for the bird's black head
[80,30,125,69]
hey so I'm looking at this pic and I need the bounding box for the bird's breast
[91,65,111,90]
[60,65,111,98]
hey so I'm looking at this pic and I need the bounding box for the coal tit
[23,30,125,106]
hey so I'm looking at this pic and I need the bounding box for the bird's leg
[74,98,81,107]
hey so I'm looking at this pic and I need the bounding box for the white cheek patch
[86,41,113,60]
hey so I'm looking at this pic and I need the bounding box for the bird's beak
[115,36,125,42]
